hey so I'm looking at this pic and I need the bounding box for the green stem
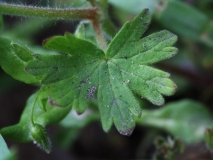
[0,2,108,50]
[31,90,42,125]
[0,3,98,20]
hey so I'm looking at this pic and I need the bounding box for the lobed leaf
[25,9,178,135]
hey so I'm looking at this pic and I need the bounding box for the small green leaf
[30,124,51,153]
[0,92,71,142]
[137,99,213,143]
[74,22,98,45]
[0,134,16,160]
[38,97,48,111]
[75,22,86,39]
[0,37,39,83]
[25,9,177,135]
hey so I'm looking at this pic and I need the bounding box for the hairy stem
[92,20,107,51]
[0,3,98,20]
[0,2,108,50]
[88,1,108,51]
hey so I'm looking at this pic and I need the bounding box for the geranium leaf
[25,9,178,135]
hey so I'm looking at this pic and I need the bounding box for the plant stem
[0,3,97,20]
[31,90,42,125]
[92,20,107,51]
[135,109,173,129]
[88,1,108,51]
[0,2,108,50]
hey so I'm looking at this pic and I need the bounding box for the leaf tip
[64,32,71,35]
[168,31,178,44]
[173,48,178,56]
[143,8,150,13]
[157,100,165,106]
[118,128,134,136]
[75,110,84,115]
[140,8,150,19]
[174,84,178,91]
[42,38,51,46]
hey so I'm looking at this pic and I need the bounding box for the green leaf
[25,9,178,135]
[74,22,98,45]
[0,134,17,160]
[0,92,71,142]
[0,37,39,84]
[137,99,213,143]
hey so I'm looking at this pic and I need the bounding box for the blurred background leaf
[108,0,158,14]
[54,109,99,149]
[0,134,17,160]
[109,0,213,47]
[137,99,213,143]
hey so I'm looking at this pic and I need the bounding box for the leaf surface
[25,9,178,135]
